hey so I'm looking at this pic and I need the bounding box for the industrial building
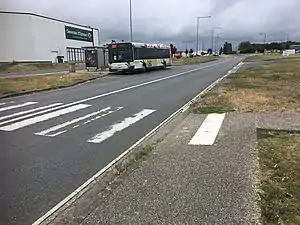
[0,11,100,63]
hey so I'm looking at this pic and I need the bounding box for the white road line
[36,107,124,137]
[82,107,123,125]
[0,103,63,121]
[0,104,90,131]
[0,103,6,106]
[0,102,37,112]
[88,109,156,144]
[0,103,69,126]
[189,113,226,145]
[35,107,111,137]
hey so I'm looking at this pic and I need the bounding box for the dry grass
[172,56,218,66]
[192,57,300,114]
[0,62,73,74]
[257,130,300,225]
[0,72,100,98]
[245,53,300,62]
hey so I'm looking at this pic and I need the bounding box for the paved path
[0,57,243,224]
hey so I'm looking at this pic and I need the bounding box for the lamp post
[129,0,133,42]
[211,27,222,53]
[196,16,211,55]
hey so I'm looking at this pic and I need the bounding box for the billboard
[65,26,93,42]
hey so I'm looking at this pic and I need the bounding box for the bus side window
[134,48,140,60]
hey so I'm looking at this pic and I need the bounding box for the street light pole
[129,0,133,42]
[196,18,199,54]
[215,33,221,54]
[196,16,211,55]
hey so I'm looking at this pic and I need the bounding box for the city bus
[108,41,171,73]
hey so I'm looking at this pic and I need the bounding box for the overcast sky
[2,0,300,50]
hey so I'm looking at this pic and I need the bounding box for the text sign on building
[65,26,93,42]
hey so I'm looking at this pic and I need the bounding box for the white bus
[108,42,171,73]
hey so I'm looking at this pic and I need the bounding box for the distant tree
[223,42,233,54]
[237,41,298,54]
[238,41,252,53]
[219,47,223,55]
[207,48,213,55]
[170,44,177,56]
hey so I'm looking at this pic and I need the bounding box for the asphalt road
[0,56,242,225]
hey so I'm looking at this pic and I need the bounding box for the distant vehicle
[108,41,171,73]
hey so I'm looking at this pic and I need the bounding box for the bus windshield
[108,43,133,63]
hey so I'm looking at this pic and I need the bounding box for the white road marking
[0,103,6,106]
[0,104,90,131]
[0,103,70,126]
[181,61,244,113]
[88,109,156,144]
[35,107,111,137]
[0,102,37,112]
[189,113,226,145]
[0,103,63,121]
[36,107,123,137]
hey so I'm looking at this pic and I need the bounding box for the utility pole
[285,32,289,42]
[196,16,211,55]
[129,0,133,42]
[260,32,267,44]
[211,27,222,53]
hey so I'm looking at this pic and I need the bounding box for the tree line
[238,41,300,53]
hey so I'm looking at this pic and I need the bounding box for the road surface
[0,56,242,225]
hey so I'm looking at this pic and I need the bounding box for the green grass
[257,130,300,224]
[191,105,231,114]
[134,145,154,161]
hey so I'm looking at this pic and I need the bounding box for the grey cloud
[2,0,300,50]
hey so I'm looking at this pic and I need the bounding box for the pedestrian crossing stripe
[0,101,156,145]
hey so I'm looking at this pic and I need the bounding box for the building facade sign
[65,26,93,42]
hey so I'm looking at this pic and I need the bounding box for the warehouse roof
[0,11,98,30]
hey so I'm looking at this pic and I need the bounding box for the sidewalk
[80,113,260,224]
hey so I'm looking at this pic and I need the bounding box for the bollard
[69,62,76,73]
